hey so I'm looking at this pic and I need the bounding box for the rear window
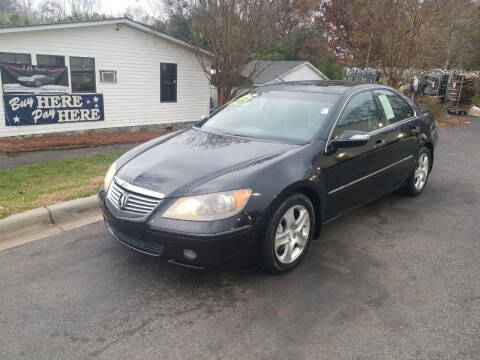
[200,91,339,143]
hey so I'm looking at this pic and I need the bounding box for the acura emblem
[118,192,129,209]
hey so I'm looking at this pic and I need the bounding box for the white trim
[0,18,212,57]
[0,19,122,33]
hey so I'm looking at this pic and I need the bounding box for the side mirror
[331,130,370,149]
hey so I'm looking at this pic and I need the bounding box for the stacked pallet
[447,73,479,114]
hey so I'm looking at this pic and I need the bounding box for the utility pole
[364,33,372,83]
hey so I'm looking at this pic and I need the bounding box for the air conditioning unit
[100,70,117,83]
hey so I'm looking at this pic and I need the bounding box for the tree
[166,10,192,42]
[439,0,480,70]
[69,0,100,18]
[38,0,66,22]
[323,0,445,87]
[124,5,149,22]
[0,0,20,13]
[21,0,35,17]
[174,0,278,106]
[294,18,344,79]
[272,0,321,37]
[0,0,36,25]
[469,17,480,69]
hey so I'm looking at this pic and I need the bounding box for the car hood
[116,128,298,198]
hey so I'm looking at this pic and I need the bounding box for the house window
[161,63,177,102]
[37,54,65,66]
[0,52,31,65]
[70,56,96,93]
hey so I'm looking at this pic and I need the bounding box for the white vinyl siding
[279,64,327,82]
[0,24,210,137]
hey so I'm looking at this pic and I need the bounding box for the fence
[344,68,479,107]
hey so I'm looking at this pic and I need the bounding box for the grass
[474,97,480,108]
[0,152,124,219]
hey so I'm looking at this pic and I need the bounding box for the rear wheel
[401,147,431,196]
[261,193,315,274]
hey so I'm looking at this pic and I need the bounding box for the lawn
[0,152,123,219]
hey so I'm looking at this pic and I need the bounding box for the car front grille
[107,178,163,216]
[106,221,165,256]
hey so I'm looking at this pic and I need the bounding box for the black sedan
[98,81,438,273]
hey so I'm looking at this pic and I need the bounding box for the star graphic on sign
[93,96,99,103]
[95,104,99,108]
[86,100,91,104]
[13,115,20,124]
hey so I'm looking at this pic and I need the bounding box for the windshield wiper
[220,132,265,140]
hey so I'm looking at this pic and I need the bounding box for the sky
[30,0,159,19]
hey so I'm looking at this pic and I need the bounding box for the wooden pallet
[446,74,479,114]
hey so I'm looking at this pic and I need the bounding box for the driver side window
[333,91,380,139]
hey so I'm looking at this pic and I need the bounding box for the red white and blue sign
[3,94,104,126]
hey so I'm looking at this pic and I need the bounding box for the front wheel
[260,193,315,274]
[401,147,431,196]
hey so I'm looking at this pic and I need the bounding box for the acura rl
[98,81,438,273]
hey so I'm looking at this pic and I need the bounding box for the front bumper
[99,189,257,267]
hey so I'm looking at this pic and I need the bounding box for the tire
[260,193,315,274]
[401,147,431,196]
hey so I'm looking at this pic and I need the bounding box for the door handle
[410,126,421,135]
[374,139,387,148]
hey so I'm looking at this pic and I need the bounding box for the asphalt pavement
[1,119,479,360]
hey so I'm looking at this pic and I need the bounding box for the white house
[211,60,328,108]
[242,60,328,86]
[0,18,211,138]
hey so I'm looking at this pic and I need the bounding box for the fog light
[183,249,197,260]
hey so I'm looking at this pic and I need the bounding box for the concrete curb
[47,196,101,231]
[0,195,102,252]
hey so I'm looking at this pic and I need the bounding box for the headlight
[103,162,117,191]
[162,189,252,221]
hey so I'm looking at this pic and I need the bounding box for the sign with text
[3,94,104,126]
[0,64,69,94]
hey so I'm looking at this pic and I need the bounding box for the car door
[372,89,419,187]
[321,90,399,221]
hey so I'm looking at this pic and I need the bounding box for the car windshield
[199,90,339,143]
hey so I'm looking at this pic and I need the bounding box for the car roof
[253,80,382,95]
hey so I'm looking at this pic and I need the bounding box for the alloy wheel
[274,205,311,264]
[414,152,429,191]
